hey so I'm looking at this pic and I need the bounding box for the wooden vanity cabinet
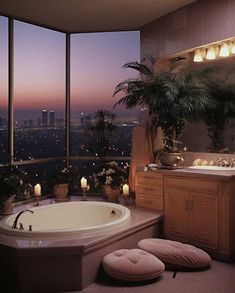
[135,171,163,211]
[164,175,234,261]
[135,170,235,261]
[164,184,218,249]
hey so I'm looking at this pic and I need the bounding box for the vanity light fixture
[193,40,235,62]
[219,42,230,57]
[206,46,216,60]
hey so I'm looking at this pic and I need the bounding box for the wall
[141,0,235,59]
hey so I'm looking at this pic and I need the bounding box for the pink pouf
[102,248,165,281]
[138,238,211,268]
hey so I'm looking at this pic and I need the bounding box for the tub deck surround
[0,197,163,292]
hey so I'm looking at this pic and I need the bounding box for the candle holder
[35,195,41,206]
[81,188,88,201]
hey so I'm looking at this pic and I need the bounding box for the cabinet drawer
[165,176,219,193]
[136,195,163,210]
[136,185,163,195]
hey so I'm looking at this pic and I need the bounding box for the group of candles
[33,178,130,196]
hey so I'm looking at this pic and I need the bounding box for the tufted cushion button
[138,238,211,269]
[102,248,165,281]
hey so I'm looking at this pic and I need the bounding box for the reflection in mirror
[180,56,235,154]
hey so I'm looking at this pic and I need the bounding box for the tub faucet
[12,209,34,229]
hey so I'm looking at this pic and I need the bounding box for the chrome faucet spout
[12,209,34,229]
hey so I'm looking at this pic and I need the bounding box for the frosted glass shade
[193,49,203,62]
[219,43,229,57]
[206,46,216,60]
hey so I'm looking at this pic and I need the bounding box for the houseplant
[0,165,31,214]
[113,60,212,166]
[52,165,78,202]
[94,161,129,202]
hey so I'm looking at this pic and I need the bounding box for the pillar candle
[123,184,129,196]
[81,177,87,189]
[34,184,41,196]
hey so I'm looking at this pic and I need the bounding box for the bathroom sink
[188,166,235,171]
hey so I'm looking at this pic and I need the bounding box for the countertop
[137,166,235,180]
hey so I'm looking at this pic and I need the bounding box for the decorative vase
[104,185,120,202]
[0,194,16,215]
[160,152,184,167]
[53,183,69,202]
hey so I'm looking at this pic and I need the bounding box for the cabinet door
[190,191,219,249]
[164,188,190,242]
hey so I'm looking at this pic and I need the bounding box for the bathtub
[0,201,131,237]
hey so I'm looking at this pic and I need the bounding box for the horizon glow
[0,17,140,120]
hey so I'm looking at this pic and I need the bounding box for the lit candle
[34,184,41,196]
[81,177,87,189]
[123,184,129,196]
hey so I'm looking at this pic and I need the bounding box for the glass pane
[71,31,140,160]
[14,21,66,161]
[0,16,8,164]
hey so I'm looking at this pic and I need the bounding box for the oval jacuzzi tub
[0,201,131,237]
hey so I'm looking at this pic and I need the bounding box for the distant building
[42,110,48,128]
[0,117,7,129]
[23,119,33,129]
[37,118,41,128]
[49,110,55,128]
[56,117,64,129]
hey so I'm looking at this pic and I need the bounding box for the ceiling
[0,0,197,33]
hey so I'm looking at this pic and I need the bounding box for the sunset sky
[0,16,140,120]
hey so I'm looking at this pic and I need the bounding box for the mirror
[177,56,235,154]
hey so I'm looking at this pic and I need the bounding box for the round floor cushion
[102,248,165,281]
[138,239,211,269]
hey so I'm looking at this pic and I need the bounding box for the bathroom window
[0,16,8,164]
[14,20,66,161]
[70,31,140,161]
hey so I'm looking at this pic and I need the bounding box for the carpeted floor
[75,260,235,293]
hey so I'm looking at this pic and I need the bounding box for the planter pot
[0,195,16,215]
[104,185,120,202]
[53,183,69,202]
[160,152,184,167]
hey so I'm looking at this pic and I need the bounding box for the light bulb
[206,46,216,60]
[231,42,235,54]
[219,43,230,57]
[193,48,203,62]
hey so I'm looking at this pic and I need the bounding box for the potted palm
[114,60,212,166]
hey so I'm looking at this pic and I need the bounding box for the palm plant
[114,60,212,153]
[89,109,117,163]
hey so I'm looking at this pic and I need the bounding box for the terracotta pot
[104,185,120,202]
[53,183,69,202]
[0,195,16,215]
[160,152,184,167]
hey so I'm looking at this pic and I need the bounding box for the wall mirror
[175,56,235,154]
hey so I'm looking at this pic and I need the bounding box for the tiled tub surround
[0,197,162,293]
